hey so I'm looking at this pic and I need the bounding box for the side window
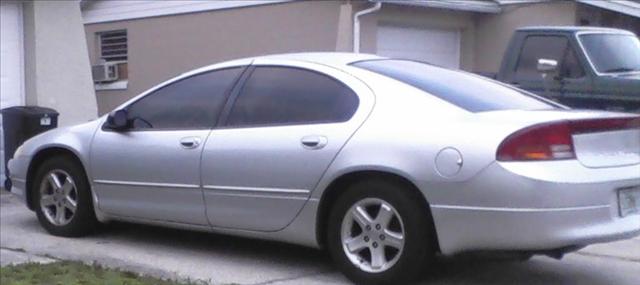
[515,36,569,80]
[561,47,585,79]
[226,67,359,127]
[126,67,243,130]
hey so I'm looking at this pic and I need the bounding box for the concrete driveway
[1,191,639,284]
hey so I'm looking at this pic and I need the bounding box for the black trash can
[2,106,59,186]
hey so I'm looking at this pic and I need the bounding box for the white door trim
[1,1,25,186]
[0,1,25,107]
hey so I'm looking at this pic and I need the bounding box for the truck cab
[497,26,640,112]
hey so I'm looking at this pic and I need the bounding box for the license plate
[618,187,640,217]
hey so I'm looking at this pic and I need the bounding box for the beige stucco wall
[22,0,97,126]
[335,3,354,52]
[85,1,345,114]
[474,1,577,73]
[84,1,591,114]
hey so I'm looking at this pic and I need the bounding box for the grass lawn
[0,261,193,285]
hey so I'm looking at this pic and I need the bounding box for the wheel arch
[315,170,440,252]
[26,146,89,211]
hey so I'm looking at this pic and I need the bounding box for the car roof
[516,26,635,35]
[258,52,383,67]
[186,52,384,77]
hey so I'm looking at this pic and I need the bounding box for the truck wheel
[33,156,97,237]
[327,179,436,285]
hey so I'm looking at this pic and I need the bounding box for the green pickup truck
[495,26,640,112]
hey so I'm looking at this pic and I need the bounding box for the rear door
[201,60,374,231]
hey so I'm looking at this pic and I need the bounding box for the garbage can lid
[0,106,59,115]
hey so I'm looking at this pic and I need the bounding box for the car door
[90,67,245,225]
[557,41,593,108]
[512,35,568,101]
[201,60,374,231]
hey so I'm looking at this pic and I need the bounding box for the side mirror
[537,58,558,74]
[106,109,130,130]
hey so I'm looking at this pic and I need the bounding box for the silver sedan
[7,53,640,284]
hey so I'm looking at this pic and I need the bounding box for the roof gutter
[576,0,640,19]
[375,0,501,13]
[353,2,382,53]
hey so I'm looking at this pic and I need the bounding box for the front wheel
[33,156,97,237]
[327,179,436,284]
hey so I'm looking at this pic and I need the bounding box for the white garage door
[377,25,461,69]
[1,2,25,185]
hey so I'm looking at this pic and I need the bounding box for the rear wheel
[33,156,97,237]
[327,179,436,284]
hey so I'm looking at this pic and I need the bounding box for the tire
[327,179,436,285]
[33,155,97,237]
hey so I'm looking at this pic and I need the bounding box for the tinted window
[126,67,243,129]
[579,34,640,73]
[516,36,569,80]
[352,60,556,112]
[226,67,359,127]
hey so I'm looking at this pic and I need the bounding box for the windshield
[579,33,640,74]
[351,60,557,112]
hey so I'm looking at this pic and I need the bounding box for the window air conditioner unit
[92,63,119,83]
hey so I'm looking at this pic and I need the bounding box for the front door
[511,35,569,101]
[201,62,373,231]
[90,67,245,225]
[557,43,592,108]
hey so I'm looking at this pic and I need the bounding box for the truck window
[579,33,640,74]
[515,36,568,80]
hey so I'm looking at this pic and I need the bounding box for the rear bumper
[431,203,640,255]
[429,160,640,255]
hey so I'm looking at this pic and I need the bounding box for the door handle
[301,135,328,150]
[179,137,201,149]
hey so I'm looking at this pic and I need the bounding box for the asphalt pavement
[1,191,638,284]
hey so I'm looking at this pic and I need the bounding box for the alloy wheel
[340,197,405,273]
[39,169,78,226]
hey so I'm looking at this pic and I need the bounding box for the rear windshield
[351,59,557,112]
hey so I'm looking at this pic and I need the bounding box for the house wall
[22,0,97,126]
[85,1,345,114]
[81,0,293,24]
[86,0,633,114]
[474,1,578,74]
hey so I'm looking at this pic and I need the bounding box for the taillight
[497,117,640,162]
[497,121,575,161]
